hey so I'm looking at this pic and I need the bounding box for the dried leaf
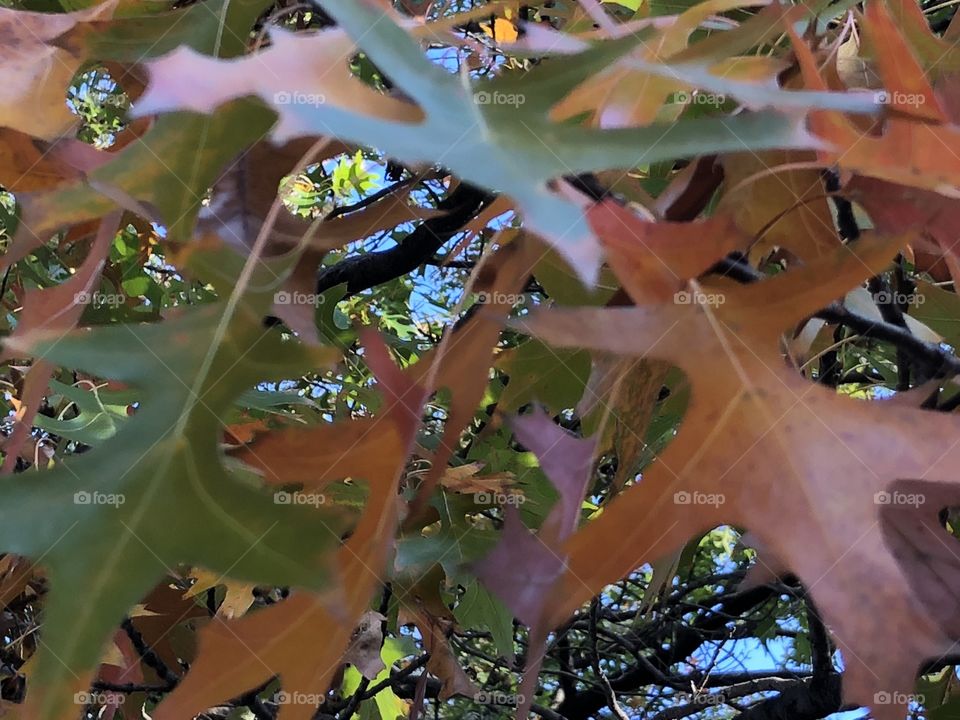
[517,235,960,720]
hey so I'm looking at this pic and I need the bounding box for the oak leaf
[792,1,960,193]
[0,214,119,474]
[518,236,960,720]
[0,245,344,720]
[474,409,597,717]
[152,332,427,720]
[0,2,115,139]
[134,0,817,281]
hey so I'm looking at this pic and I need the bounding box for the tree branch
[708,254,960,380]
[316,182,493,296]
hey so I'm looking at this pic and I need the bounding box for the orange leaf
[517,235,960,720]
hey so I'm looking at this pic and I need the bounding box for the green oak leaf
[0,247,345,720]
[497,340,590,415]
[134,2,821,281]
[8,0,276,262]
[454,580,515,661]
[341,637,417,720]
[396,489,499,576]
[910,281,960,349]
[82,0,272,61]
[33,379,137,445]
[12,99,276,257]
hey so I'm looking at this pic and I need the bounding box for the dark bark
[315,182,493,296]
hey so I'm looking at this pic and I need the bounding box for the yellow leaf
[483,17,519,43]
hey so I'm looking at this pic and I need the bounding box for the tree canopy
[1,1,960,719]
